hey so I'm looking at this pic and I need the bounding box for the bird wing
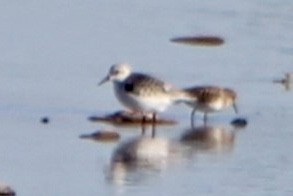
[184,86,222,102]
[124,73,167,96]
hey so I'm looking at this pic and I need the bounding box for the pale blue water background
[1,0,293,195]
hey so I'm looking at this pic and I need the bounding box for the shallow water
[1,0,293,195]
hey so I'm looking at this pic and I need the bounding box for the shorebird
[99,63,190,132]
[183,86,238,125]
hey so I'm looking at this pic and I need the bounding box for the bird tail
[169,89,196,104]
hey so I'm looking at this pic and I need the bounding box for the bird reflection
[180,124,236,154]
[105,135,182,185]
[104,122,244,184]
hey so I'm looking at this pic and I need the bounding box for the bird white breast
[189,99,227,113]
[207,99,226,111]
[113,82,172,113]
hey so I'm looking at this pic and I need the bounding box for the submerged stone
[80,130,120,142]
[170,35,224,46]
[0,183,16,196]
[88,110,177,125]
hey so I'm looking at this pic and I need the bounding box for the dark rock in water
[80,130,120,142]
[40,117,50,124]
[0,183,16,196]
[231,118,248,128]
[88,110,177,126]
[273,72,292,91]
[170,35,224,46]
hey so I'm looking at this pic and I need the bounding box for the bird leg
[191,108,196,128]
[203,112,208,125]
[141,115,146,135]
[233,103,238,114]
[151,113,157,138]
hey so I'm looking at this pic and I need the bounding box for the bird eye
[112,70,120,75]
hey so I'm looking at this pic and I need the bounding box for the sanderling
[99,63,190,128]
[183,86,238,124]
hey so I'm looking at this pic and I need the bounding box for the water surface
[1,0,293,195]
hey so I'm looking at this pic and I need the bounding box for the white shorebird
[99,63,191,129]
[183,86,238,125]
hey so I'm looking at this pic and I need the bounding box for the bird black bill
[98,75,110,86]
[233,103,238,114]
